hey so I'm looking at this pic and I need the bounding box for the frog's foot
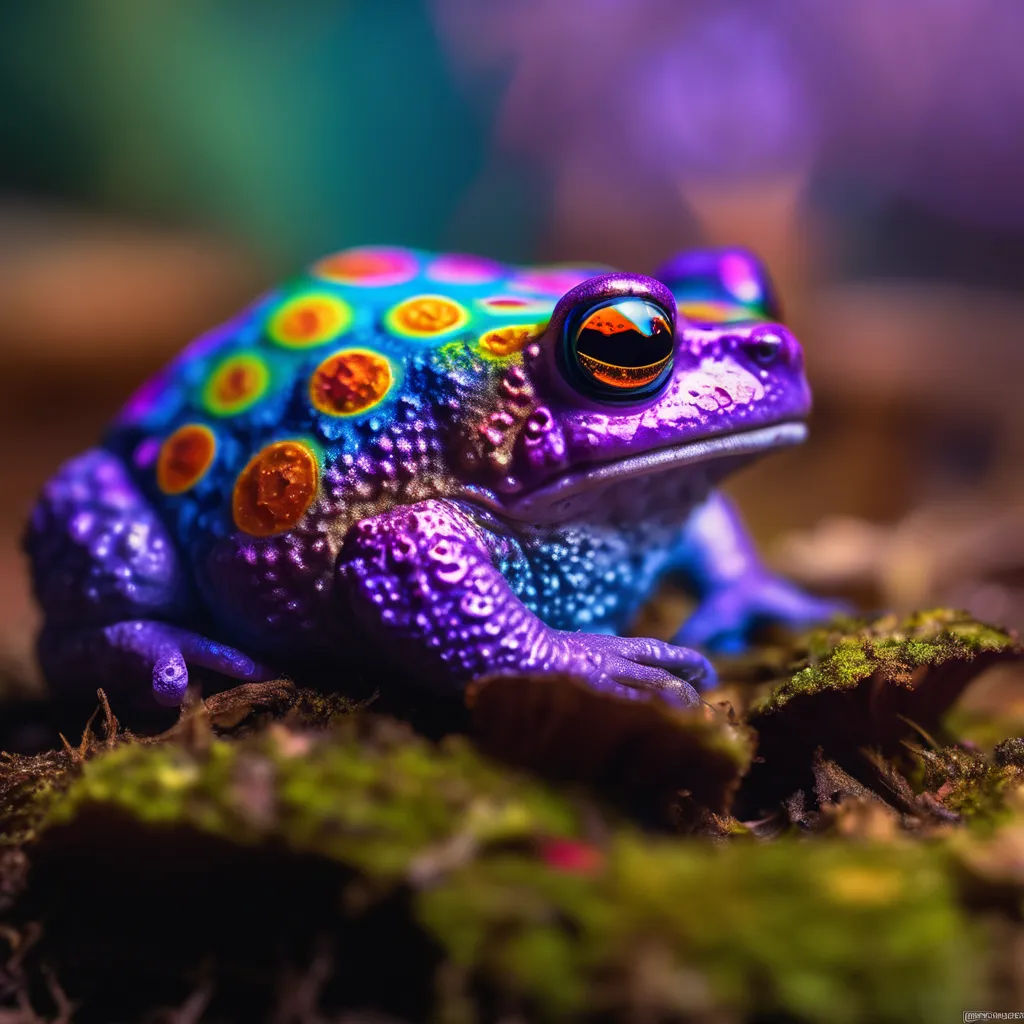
[675,573,851,654]
[38,620,275,709]
[552,631,713,707]
[339,498,713,709]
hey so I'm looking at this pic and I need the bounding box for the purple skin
[24,247,845,713]
[27,451,271,708]
[337,499,714,705]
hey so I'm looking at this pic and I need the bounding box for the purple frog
[24,246,842,711]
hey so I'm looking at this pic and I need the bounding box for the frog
[24,245,843,713]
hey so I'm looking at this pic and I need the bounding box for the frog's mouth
[475,421,807,521]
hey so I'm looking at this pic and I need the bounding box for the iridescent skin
[24,246,841,711]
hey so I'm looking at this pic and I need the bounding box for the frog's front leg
[336,500,714,705]
[26,448,274,708]
[670,491,848,653]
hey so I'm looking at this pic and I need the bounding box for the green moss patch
[752,610,1016,714]
[45,718,581,879]
[8,718,984,1023]
[735,611,1020,813]
[421,834,975,1023]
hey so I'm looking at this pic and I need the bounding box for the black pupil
[574,299,673,391]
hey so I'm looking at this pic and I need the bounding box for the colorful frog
[25,246,842,711]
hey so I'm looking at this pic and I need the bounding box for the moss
[919,744,989,791]
[732,612,1021,815]
[897,738,1024,831]
[994,737,1024,768]
[0,610,1020,1020]
[753,610,1018,714]
[24,718,980,1023]
[422,836,977,1023]
[939,761,1024,830]
[45,718,581,882]
[0,754,69,847]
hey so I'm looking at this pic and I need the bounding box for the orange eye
[565,298,673,399]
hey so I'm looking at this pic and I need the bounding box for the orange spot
[313,247,418,286]
[479,324,543,358]
[157,425,216,495]
[233,441,319,537]
[478,295,556,317]
[204,354,269,415]
[310,349,392,416]
[268,294,352,348]
[386,295,469,337]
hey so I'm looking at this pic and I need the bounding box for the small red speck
[540,838,605,874]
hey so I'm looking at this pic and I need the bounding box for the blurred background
[1,0,1022,694]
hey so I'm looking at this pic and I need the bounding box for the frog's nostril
[743,327,787,367]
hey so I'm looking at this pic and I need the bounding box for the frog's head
[454,249,810,522]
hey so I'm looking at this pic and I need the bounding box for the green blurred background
[1,1,508,259]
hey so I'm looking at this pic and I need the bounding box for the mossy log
[0,610,1019,1022]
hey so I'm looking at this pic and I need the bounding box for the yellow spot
[268,293,352,348]
[386,294,469,338]
[157,424,216,495]
[309,349,392,417]
[824,867,905,906]
[204,354,270,415]
[233,441,319,537]
[155,762,200,790]
[479,323,544,358]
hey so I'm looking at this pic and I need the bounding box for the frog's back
[106,247,605,557]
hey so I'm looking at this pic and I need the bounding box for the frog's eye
[563,297,674,400]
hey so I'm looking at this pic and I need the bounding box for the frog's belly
[488,469,705,635]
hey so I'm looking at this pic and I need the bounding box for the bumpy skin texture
[24,246,842,710]
[336,499,712,705]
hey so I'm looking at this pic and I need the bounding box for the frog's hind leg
[25,448,273,711]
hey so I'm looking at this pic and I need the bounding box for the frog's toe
[561,633,714,706]
[606,635,716,687]
[598,658,705,707]
[152,646,189,707]
[40,619,276,711]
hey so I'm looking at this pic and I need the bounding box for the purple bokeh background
[433,0,1024,228]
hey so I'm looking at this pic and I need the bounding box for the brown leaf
[467,672,754,817]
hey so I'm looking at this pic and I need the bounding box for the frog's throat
[468,421,807,521]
